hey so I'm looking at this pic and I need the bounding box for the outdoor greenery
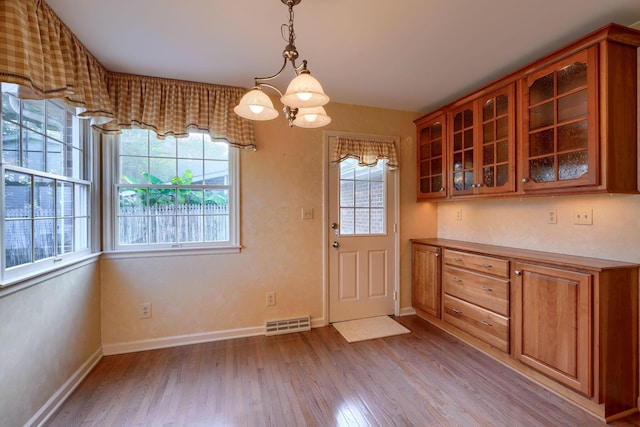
[121,169,228,207]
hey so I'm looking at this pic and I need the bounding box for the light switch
[302,208,313,220]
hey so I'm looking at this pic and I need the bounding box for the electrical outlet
[266,291,276,306]
[574,208,593,225]
[139,302,152,319]
[546,208,557,224]
[455,209,462,221]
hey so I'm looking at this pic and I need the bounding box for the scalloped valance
[0,0,255,149]
[331,136,398,169]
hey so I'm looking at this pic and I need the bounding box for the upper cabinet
[520,49,596,191]
[416,113,447,200]
[415,24,640,201]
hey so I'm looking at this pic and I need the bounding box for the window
[1,83,92,285]
[338,158,386,235]
[110,128,239,252]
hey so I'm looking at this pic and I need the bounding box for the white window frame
[0,86,96,287]
[102,129,241,258]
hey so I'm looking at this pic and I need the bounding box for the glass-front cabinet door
[449,103,475,196]
[477,84,516,195]
[416,114,447,200]
[521,48,598,191]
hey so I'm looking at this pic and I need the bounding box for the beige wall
[100,101,436,348]
[0,262,101,427]
[437,194,640,263]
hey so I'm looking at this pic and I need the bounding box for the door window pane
[338,158,386,236]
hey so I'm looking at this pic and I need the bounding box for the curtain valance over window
[94,73,255,150]
[0,0,113,116]
[331,136,398,169]
[0,0,256,149]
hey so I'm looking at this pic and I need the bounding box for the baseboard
[103,317,327,356]
[399,306,417,316]
[27,347,103,427]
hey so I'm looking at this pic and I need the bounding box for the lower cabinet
[411,238,639,421]
[411,243,441,319]
[514,262,592,396]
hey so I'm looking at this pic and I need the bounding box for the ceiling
[46,0,640,114]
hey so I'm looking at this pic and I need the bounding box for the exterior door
[328,138,397,323]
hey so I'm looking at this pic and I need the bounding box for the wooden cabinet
[414,23,640,201]
[411,243,441,318]
[442,249,510,352]
[416,114,447,200]
[448,84,516,197]
[513,262,592,395]
[410,238,639,421]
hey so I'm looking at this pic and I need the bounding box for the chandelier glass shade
[234,0,331,128]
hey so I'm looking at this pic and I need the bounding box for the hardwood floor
[45,316,640,426]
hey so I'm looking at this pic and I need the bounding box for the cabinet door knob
[434,253,440,257]
[440,187,445,192]
[514,270,522,276]
[521,178,529,183]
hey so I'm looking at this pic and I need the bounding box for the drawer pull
[451,308,462,314]
[453,257,463,262]
[480,286,493,292]
[452,277,463,283]
[480,263,493,269]
[480,320,493,327]
[514,270,522,276]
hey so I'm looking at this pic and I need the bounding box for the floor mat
[332,315,410,343]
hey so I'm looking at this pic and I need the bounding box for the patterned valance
[0,0,255,149]
[331,136,398,169]
[94,73,255,149]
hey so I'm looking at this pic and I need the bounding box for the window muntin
[115,129,237,250]
[339,158,386,235]
[1,83,91,284]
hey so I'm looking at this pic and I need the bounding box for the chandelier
[234,0,331,128]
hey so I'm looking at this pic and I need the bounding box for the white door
[328,138,397,323]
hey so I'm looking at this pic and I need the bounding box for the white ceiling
[46,0,640,114]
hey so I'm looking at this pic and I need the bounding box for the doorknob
[330,223,339,229]
[332,241,340,248]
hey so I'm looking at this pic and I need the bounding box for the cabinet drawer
[444,249,509,278]
[443,294,509,353]
[443,266,509,316]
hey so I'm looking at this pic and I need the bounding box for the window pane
[370,208,384,234]
[75,184,89,216]
[2,120,20,165]
[6,219,32,267]
[178,134,204,158]
[57,217,73,255]
[149,135,176,157]
[47,138,64,175]
[370,181,384,208]
[340,180,354,207]
[2,90,20,122]
[355,181,369,207]
[150,215,175,243]
[355,208,369,234]
[120,129,149,155]
[35,218,54,260]
[34,176,54,217]
[149,157,176,183]
[75,217,89,250]
[120,156,149,184]
[57,181,73,217]
[46,100,65,141]
[5,171,32,218]
[204,139,229,161]
[22,99,45,133]
[340,208,354,234]
[23,128,45,171]
[177,159,202,184]
[204,160,228,184]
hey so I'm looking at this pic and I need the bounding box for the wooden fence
[118,204,229,245]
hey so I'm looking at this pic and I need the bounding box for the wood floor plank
[44,316,640,426]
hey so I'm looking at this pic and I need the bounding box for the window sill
[101,245,242,260]
[0,253,102,299]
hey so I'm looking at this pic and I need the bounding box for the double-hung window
[110,128,239,253]
[1,83,92,285]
